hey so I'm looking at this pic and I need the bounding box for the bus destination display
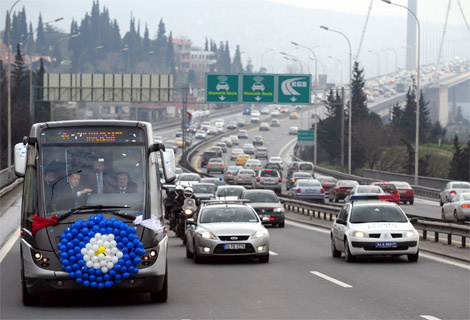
[41,128,145,144]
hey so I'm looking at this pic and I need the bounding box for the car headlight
[274,207,284,213]
[405,230,417,238]
[351,231,365,238]
[252,230,269,239]
[196,231,216,239]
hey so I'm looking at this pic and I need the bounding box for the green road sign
[242,74,275,103]
[297,130,315,146]
[206,74,239,103]
[278,74,311,104]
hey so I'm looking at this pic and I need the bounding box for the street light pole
[382,0,421,186]
[6,0,21,178]
[77,45,103,100]
[30,17,63,122]
[321,25,352,174]
[260,49,273,72]
[50,34,79,73]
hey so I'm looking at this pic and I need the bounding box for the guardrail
[279,196,469,248]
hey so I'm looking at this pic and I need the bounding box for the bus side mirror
[14,142,27,176]
[159,149,176,183]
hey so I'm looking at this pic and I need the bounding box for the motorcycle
[175,197,198,244]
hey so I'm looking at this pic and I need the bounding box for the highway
[0,106,469,319]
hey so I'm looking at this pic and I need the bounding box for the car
[175,130,183,137]
[177,173,201,187]
[234,169,256,187]
[242,143,255,155]
[230,148,244,161]
[215,124,224,134]
[289,112,299,119]
[226,121,238,130]
[154,135,163,143]
[250,114,260,123]
[264,162,283,178]
[330,200,419,262]
[328,180,360,203]
[269,157,284,166]
[165,139,179,153]
[260,107,269,114]
[223,165,243,183]
[238,130,248,139]
[270,110,280,117]
[270,119,280,127]
[439,181,470,206]
[287,161,301,178]
[215,119,225,127]
[255,147,269,159]
[200,151,218,168]
[228,135,239,145]
[345,185,391,203]
[244,159,262,172]
[441,192,470,221]
[215,185,246,200]
[295,105,302,110]
[192,183,217,200]
[286,171,314,190]
[252,136,264,146]
[253,169,282,194]
[390,181,415,205]
[289,179,324,202]
[251,110,261,117]
[280,107,289,113]
[210,146,223,157]
[216,82,229,91]
[236,117,246,127]
[185,201,270,263]
[372,182,400,204]
[215,142,227,153]
[259,122,270,131]
[207,126,218,136]
[297,161,315,176]
[236,154,250,166]
[195,130,207,139]
[188,124,199,134]
[221,137,233,147]
[316,176,338,194]
[241,189,285,227]
[207,158,225,174]
[200,177,226,188]
[289,126,298,135]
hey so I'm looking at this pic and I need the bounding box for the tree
[36,13,47,54]
[400,88,417,142]
[245,58,254,73]
[166,32,175,74]
[34,58,51,122]
[448,135,470,181]
[232,45,243,73]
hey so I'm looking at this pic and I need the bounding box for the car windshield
[452,183,470,189]
[350,206,408,223]
[261,170,278,177]
[200,207,258,223]
[460,194,470,200]
[216,187,244,197]
[295,173,313,179]
[357,186,383,193]
[318,177,337,184]
[41,145,146,216]
[339,181,358,187]
[377,184,397,191]
[392,182,411,188]
[299,163,313,170]
[179,174,200,181]
[239,170,254,175]
[193,184,216,194]
[243,192,278,203]
[298,180,320,187]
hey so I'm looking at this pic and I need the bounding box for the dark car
[317,176,337,194]
[328,180,359,202]
[264,162,283,179]
[192,183,217,200]
[201,151,218,168]
[241,189,285,227]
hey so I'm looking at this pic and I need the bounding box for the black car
[201,151,218,168]
[264,162,283,178]
[241,189,285,227]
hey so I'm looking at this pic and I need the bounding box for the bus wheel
[150,270,168,303]
[22,270,38,306]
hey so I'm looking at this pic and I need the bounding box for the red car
[389,181,415,205]
[328,180,359,202]
[372,182,400,204]
[317,176,337,193]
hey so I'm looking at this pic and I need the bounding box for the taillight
[278,178,282,182]
[238,174,241,178]
[208,164,212,167]
[227,172,231,175]
[321,189,324,194]
[296,188,301,193]
[269,217,275,221]
[221,164,224,167]
[257,177,260,181]
[462,204,470,208]
[450,190,456,195]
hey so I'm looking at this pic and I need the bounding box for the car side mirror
[335,218,346,225]
[410,217,418,224]
[14,142,27,176]
[186,218,196,225]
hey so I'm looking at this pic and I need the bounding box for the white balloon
[97,240,104,246]
[98,253,105,260]
[101,235,108,242]
[116,251,123,259]
[105,255,112,262]
[93,262,100,269]
[101,267,108,274]
[104,241,110,247]
[106,262,114,269]
[100,260,107,267]
[90,238,96,245]
[92,244,99,252]
[83,255,90,262]
[91,256,98,263]
[108,234,115,241]
[88,250,95,257]
[95,233,102,240]
[111,256,118,264]
[81,248,88,255]
[86,243,92,249]
[111,247,118,254]
[110,240,117,247]
[105,249,112,256]
[86,261,93,268]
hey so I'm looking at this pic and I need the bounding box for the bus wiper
[57,205,132,222]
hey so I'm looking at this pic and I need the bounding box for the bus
[396,81,407,93]
[14,120,176,305]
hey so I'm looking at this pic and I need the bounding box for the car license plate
[399,190,406,194]
[224,244,246,250]
[375,242,398,248]
[306,189,314,192]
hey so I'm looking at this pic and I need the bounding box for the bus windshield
[42,145,146,216]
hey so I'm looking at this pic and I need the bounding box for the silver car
[207,158,225,174]
[216,185,246,200]
[441,192,470,221]
[223,165,243,183]
[255,147,269,159]
[185,202,270,263]
[234,169,256,187]
[253,169,282,194]
[439,181,470,206]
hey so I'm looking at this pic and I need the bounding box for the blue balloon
[78,241,85,247]
[117,243,124,249]
[127,242,134,250]
[122,272,130,279]
[92,225,100,232]
[76,277,83,284]
[105,281,113,288]
[132,239,140,247]
[96,276,103,283]
[114,279,121,285]
[72,264,79,271]
[89,275,96,281]
[62,259,70,266]
[95,269,103,276]
[65,266,73,273]
[67,249,74,256]
[77,234,84,241]
[103,274,110,281]
[109,270,116,277]
[78,260,86,268]
[122,247,129,254]
[115,274,122,281]
[89,216,96,222]
[69,256,76,263]
[69,271,75,278]
[71,228,79,236]
[88,268,95,274]
[72,238,79,246]
[83,280,90,287]
[125,260,132,267]
[123,254,130,261]
[129,252,136,259]
[120,230,127,238]
[106,227,113,234]
[66,242,74,250]
[115,235,122,242]
[133,257,141,265]
[82,273,89,280]
[99,221,106,228]
[66,233,73,240]
[75,270,83,278]
[120,266,127,273]
[97,214,103,220]
[97,283,105,290]
[113,265,120,272]
[118,259,125,265]
[81,227,89,234]
[90,281,97,288]
[122,237,129,245]
[64,227,71,233]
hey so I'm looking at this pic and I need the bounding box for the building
[172,38,192,73]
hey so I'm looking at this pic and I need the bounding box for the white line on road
[269,251,278,256]
[420,315,442,320]
[0,227,20,264]
[286,220,330,234]
[309,271,353,288]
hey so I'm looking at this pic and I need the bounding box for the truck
[15,120,175,305]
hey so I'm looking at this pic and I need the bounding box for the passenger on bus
[43,168,55,210]
[82,158,115,194]
[53,172,93,210]
[113,172,138,194]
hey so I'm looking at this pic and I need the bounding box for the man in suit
[84,158,115,194]
[43,168,55,211]
[53,172,93,211]
[114,172,138,194]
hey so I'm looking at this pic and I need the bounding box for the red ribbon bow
[32,214,59,235]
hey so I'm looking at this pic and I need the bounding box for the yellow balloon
[95,245,106,256]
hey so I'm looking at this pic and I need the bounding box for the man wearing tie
[84,158,114,194]
[54,172,93,210]
[115,172,137,194]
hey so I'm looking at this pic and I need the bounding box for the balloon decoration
[58,214,146,289]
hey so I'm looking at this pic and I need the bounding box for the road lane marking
[310,271,353,288]
[286,220,330,234]
[279,138,298,158]
[269,251,278,256]
[420,316,442,320]
[0,227,20,264]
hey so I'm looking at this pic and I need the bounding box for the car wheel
[21,269,38,306]
[334,194,339,203]
[441,208,446,221]
[344,239,355,262]
[186,243,193,259]
[193,241,203,264]
[410,199,414,205]
[331,236,341,258]
[278,221,285,228]
[454,210,460,221]
[259,254,269,263]
[150,265,168,302]
[407,250,419,262]
[439,199,443,206]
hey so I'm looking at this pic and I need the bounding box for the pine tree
[245,58,253,73]
[350,61,368,123]
[318,89,344,164]
[232,45,243,73]
[224,41,231,72]
[204,38,209,51]
[401,87,417,143]
[34,58,51,122]
[166,32,175,74]
[418,90,431,143]
[154,18,167,72]
[36,13,47,54]
[143,23,150,53]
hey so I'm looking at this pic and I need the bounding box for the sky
[1,0,468,81]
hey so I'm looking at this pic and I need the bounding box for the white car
[195,130,207,139]
[153,135,163,143]
[269,156,284,166]
[331,200,419,262]
[441,192,470,221]
[244,159,262,172]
